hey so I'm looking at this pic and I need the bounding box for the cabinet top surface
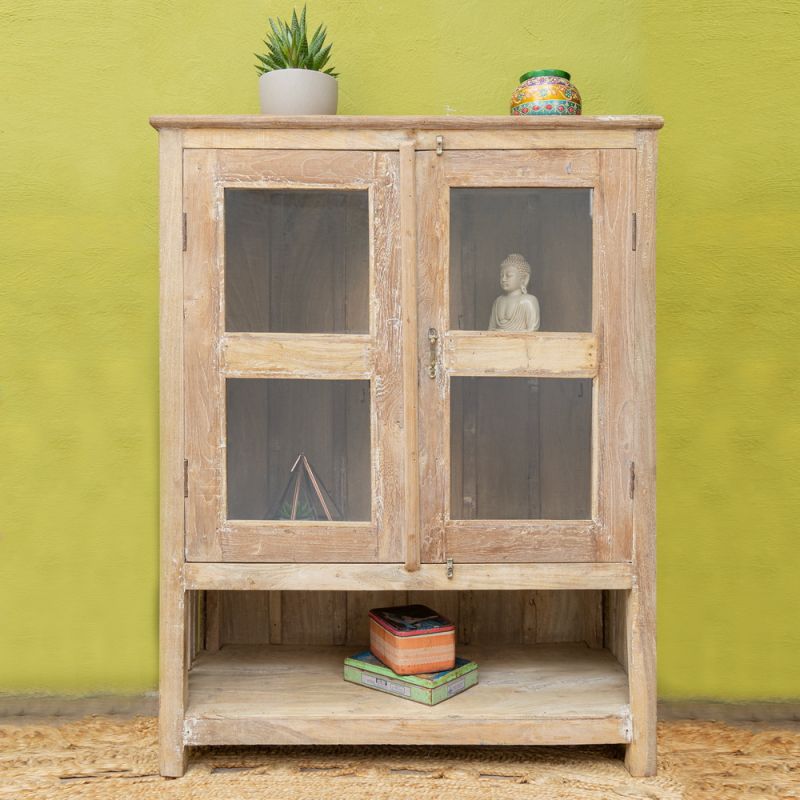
[149,114,663,131]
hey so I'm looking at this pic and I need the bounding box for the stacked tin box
[343,604,479,705]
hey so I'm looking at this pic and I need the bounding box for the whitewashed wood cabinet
[152,115,661,778]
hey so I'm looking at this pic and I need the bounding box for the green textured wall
[1,1,798,699]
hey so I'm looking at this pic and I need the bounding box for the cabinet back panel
[213,590,603,648]
[449,188,592,333]
[225,189,369,334]
[450,377,592,520]
[226,379,371,521]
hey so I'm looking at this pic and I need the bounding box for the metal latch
[436,135,444,156]
[446,557,454,579]
[428,327,438,378]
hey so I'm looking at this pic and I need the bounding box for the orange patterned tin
[368,604,456,675]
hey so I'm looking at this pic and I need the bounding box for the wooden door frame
[183,149,406,563]
[415,148,637,563]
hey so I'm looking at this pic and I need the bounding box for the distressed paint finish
[156,116,659,777]
[184,644,632,746]
[182,149,405,564]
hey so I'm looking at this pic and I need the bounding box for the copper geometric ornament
[269,452,342,521]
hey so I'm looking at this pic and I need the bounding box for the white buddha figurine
[488,253,540,332]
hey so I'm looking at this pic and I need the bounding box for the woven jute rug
[1,716,798,799]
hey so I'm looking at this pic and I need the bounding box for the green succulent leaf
[313,42,332,71]
[309,23,325,54]
[254,4,337,75]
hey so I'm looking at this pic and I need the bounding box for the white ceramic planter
[259,68,338,115]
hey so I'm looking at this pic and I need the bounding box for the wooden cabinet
[153,115,661,778]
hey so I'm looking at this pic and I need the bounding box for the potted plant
[255,5,339,115]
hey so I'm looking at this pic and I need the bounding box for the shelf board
[185,643,631,746]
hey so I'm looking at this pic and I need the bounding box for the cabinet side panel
[159,128,187,777]
[603,589,629,670]
[625,130,658,777]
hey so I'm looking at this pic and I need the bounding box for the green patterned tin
[343,651,478,705]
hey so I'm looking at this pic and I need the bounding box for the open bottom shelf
[185,643,631,746]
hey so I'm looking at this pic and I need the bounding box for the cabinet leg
[160,584,188,777]
[625,735,656,777]
[160,741,188,778]
[623,586,657,776]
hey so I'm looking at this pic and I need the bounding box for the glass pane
[450,377,592,520]
[225,189,369,333]
[450,188,592,332]
[226,379,371,521]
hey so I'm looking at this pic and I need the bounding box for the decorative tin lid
[368,604,455,637]
[519,69,571,82]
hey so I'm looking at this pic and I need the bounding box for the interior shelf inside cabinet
[185,643,631,746]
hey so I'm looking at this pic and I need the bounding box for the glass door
[416,148,636,563]
[184,149,405,562]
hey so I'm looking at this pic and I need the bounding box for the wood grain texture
[593,149,637,562]
[399,142,421,570]
[604,589,629,671]
[222,333,372,378]
[443,149,598,186]
[415,130,637,150]
[416,151,448,562]
[533,591,604,648]
[217,591,271,644]
[445,520,599,562]
[183,148,225,561]
[371,152,406,562]
[151,114,664,130]
[445,332,598,377]
[204,591,221,653]
[184,644,631,746]
[215,149,378,187]
[217,522,377,562]
[624,129,659,778]
[183,561,633,590]
[182,129,411,150]
[280,592,347,645]
[209,590,604,649]
[157,128,187,777]
[180,129,638,151]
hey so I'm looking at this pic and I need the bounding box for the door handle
[428,328,438,379]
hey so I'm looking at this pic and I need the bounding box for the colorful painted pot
[510,69,582,116]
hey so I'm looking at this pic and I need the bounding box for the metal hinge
[182,212,187,252]
[629,462,636,500]
[436,135,444,156]
[446,557,454,579]
[632,212,637,251]
[184,459,189,498]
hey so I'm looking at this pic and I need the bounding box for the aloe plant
[255,5,338,78]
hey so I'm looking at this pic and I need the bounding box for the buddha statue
[488,253,540,332]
